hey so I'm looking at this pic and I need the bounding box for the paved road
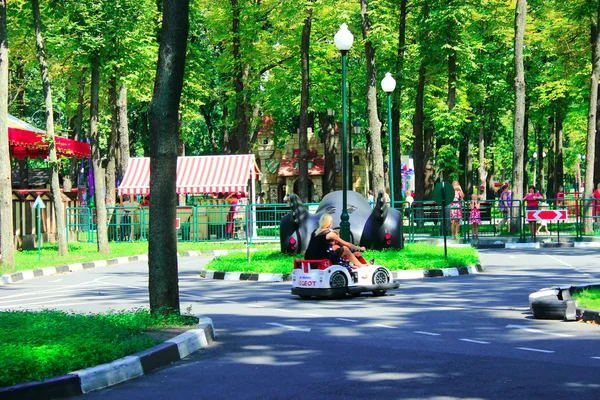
[2,248,600,399]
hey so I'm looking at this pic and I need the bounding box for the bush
[0,309,196,388]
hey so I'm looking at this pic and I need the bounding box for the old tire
[530,296,568,320]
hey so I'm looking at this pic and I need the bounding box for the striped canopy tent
[7,114,91,159]
[118,155,261,196]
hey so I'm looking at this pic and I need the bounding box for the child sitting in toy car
[305,214,372,270]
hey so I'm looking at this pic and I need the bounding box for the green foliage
[572,287,600,311]
[205,244,480,273]
[0,309,196,388]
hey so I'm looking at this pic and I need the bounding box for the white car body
[291,259,399,299]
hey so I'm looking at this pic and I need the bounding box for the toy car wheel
[372,290,387,296]
[372,268,390,285]
[330,271,348,288]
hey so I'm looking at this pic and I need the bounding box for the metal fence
[66,197,599,244]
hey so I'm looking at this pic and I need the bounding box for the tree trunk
[512,0,527,212]
[117,84,130,180]
[90,66,109,253]
[413,61,426,202]
[465,137,473,195]
[319,112,337,195]
[584,3,600,233]
[297,2,312,202]
[148,0,189,316]
[0,0,14,268]
[231,0,250,154]
[391,0,407,201]
[32,0,67,255]
[554,106,564,193]
[477,103,487,199]
[361,0,384,195]
[546,116,555,198]
[106,75,118,208]
[424,123,435,199]
[537,125,545,196]
[67,67,87,190]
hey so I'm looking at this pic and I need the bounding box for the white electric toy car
[291,259,399,299]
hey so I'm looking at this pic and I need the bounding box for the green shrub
[0,309,196,388]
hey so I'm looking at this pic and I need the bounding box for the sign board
[32,196,46,209]
[175,218,181,230]
[527,209,567,222]
[432,182,454,206]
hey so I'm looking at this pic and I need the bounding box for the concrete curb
[0,247,276,287]
[201,264,485,282]
[0,254,150,287]
[0,317,215,400]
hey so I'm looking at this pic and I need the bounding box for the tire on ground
[529,295,569,320]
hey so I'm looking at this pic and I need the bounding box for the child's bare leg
[341,246,366,268]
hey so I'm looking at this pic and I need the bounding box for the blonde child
[469,193,481,239]
[536,202,551,235]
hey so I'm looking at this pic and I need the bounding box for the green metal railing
[66,197,594,244]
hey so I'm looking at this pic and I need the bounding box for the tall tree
[0,0,13,268]
[32,0,68,256]
[117,84,130,180]
[584,1,600,233]
[360,0,385,195]
[89,65,109,253]
[512,0,527,209]
[297,1,312,202]
[148,0,189,315]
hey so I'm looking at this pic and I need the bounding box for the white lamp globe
[381,72,396,93]
[334,23,354,51]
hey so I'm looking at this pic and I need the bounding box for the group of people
[449,181,550,239]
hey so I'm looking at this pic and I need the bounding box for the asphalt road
[2,248,600,399]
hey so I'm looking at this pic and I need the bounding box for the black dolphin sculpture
[280,190,404,254]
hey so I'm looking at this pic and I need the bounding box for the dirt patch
[144,326,195,342]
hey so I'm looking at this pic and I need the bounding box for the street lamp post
[334,23,354,241]
[381,72,396,207]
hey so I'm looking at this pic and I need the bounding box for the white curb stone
[442,268,460,277]
[223,272,241,281]
[258,273,284,282]
[40,267,57,276]
[467,265,481,274]
[94,260,108,267]
[75,355,143,394]
[574,242,600,248]
[69,263,84,272]
[395,270,425,280]
[203,270,215,279]
[21,270,35,281]
[167,329,210,359]
[0,274,11,285]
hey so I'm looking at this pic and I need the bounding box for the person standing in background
[524,185,543,238]
[450,181,464,239]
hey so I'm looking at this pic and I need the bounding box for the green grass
[1,241,278,276]
[0,309,197,388]
[572,288,600,310]
[205,243,480,273]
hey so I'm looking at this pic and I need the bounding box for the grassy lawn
[205,243,480,274]
[1,241,278,276]
[0,309,197,388]
[572,287,600,310]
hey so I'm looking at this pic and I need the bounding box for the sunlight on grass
[573,288,600,310]
[205,243,480,274]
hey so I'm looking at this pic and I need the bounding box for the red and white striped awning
[118,155,260,196]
